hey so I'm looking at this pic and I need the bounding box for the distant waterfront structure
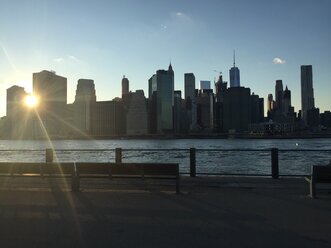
[33,70,67,137]
[122,76,129,97]
[126,90,148,135]
[229,51,240,87]
[73,79,96,135]
[149,64,174,133]
[301,65,315,124]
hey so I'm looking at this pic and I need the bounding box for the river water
[0,139,330,176]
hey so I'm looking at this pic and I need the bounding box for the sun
[25,95,38,108]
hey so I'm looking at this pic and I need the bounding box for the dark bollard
[190,148,196,177]
[115,148,122,163]
[46,148,53,163]
[271,148,279,179]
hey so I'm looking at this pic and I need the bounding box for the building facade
[301,65,315,125]
[73,79,96,136]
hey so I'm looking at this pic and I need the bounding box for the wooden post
[190,148,196,177]
[46,148,53,163]
[271,148,279,179]
[115,148,122,163]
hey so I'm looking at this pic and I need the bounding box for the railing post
[271,148,279,179]
[115,148,122,163]
[46,148,53,163]
[190,148,196,177]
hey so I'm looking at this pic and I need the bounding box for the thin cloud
[273,57,286,64]
[53,57,64,63]
[53,55,82,64]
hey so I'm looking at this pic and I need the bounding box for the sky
[0,0,330,117]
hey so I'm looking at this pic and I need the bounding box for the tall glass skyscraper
[150,64,174,133]
[301,65,315,124]
[229,52,240,87]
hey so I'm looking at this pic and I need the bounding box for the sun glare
[25,95,38,108]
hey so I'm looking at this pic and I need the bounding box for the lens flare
[25,95,38,108]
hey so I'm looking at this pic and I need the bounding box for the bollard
[115,148,122,163]
[190,148,196,177]
[271,148,279,179]
[46,148,53,163]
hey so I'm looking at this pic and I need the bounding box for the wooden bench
[0,162,76,189]
[73,162,180,193]
[305,165,331,198]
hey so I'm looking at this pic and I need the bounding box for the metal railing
[0,148,330,178]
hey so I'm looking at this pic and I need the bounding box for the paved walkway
[0,176,330,248]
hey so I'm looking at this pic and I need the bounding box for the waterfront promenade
[0,176,330,248]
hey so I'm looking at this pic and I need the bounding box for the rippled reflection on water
[0,139,330,176]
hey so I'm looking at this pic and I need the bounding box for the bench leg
[176,176,180,194]
[309,179,316,198]
[72,175,80,192]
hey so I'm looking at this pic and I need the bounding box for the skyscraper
[267,94,274,113]
[33,70,67,137]
[275,80,283,112]
[184,73,197,130]
[122,76,129,97]
[6,86,29,138]
[283,86,291,115]
[150,64,174,133]
[301,65,315,124]
[229,51,240,87]
[73,79,96,135]
[200,81,211,91]
[184,73,195,101]
[126,90,148,135]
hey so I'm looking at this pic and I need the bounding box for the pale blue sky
[0,0,330,117]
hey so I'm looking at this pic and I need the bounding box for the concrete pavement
[0,176,330,248]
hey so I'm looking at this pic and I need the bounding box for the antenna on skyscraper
[233,50,236,67]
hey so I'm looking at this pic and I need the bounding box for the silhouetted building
[307,108,320,129]
[301,65,315,125]
[184,73,197,130]
[214,75,227,131]
[149,64,174,133]
[223,87,250,132]
[73,79,96,136]
[250,93,262,124]
[320,111,331,128]
[229,51,240,87]
[33,70,67,137]
[275,80,283,113]
[91,101,125,136]
[126,90,148,135]
[200,81,211,91]
[122,76,129,97]
[283,86,291,115]
[6,86,30,138]
[196,90,214,130]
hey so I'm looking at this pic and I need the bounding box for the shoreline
[1,132,331,140]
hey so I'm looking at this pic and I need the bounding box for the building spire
[233,50,236,68]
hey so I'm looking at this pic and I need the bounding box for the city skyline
[0,0,330,117]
